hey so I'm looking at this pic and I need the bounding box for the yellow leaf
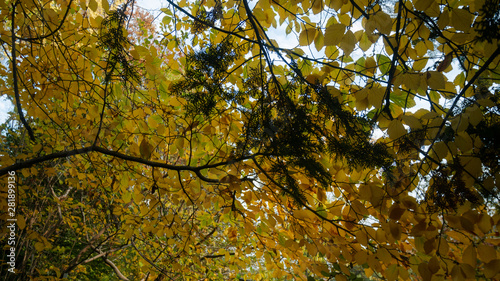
[356,230,368,246]
[428,256,440,273]
[401,196,417,210]
[462,157,482,177]
[316,187,327,202]
[365,57,377,74]
[414,41,428,57]
[88,0,98,12]
[484,259,500,279]
[373,11,392,35]
[327,86,341,97]
[478,214,492,234]
[312,0,323,14]
[403,73,422,90]
[139,138,153,159]
[459,263,476,279]
[253,8,267,24]
[325,45,339,59]
[414,0,434,11]
[122,191,132,203]
[33,143,43,152]
[324,24,346,46]
[339,30,357,56]
[418,262,432,281]
[220,174,240,183]
[451,264,465,281]
[54,267,61,278]
[306,74,322,84]
[35,242,45,252]
[335,274,348,281]
[462,245,477,267]
[170,97,183,107]
[367,87,385,108]
[314,29,324,51]
[351,200,369,216]
[455,132,473,152]
[460,216,475,233]
[402,115,422,130]
[398,267,410,280]
[299,28,317,46]
[427,71,446,90]
[101,0,109,12]
[438,238,449,255]
[370,185,384,207]
[326,0,343,10]
[433,141,449,160]
[387,119,406,139]
[467,105,483,126]
[413,58,428,71]
[358,32,373,51]
[294,209,313,221]
[388,221,401,240]
[17,215,26,230]
[175,138,184,152]
[451,9,472,32]
[478,244,497,263]
[385,264,398,281]
[354,249,368,263]
[377,247,392,264]
[124,228,134,239]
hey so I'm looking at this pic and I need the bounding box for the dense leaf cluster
[1,0,500,280]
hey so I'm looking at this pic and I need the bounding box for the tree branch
[422,46,500,165]
[15,0,74,42]
[83,244,131,264]
[0,145,260,185]
[11,2,35,141]
[102,257,130,281]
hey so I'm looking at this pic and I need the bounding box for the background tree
[1,0,500,280]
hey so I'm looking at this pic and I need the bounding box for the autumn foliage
[1,0,500,280]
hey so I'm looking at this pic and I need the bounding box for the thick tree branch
[102,256,130,281]
[0,145,259,183]
[11,2,35,141]
[381,0,405,120]
[0,146,94,176]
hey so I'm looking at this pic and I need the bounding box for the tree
[1,0,500,280]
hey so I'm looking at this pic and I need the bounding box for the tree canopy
[1,0,500,280]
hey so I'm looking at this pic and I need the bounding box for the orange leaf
[436,53,452,72]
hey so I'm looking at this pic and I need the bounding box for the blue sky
[0,95,12,124]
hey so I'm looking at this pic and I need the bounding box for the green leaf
[376,54,391,75]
